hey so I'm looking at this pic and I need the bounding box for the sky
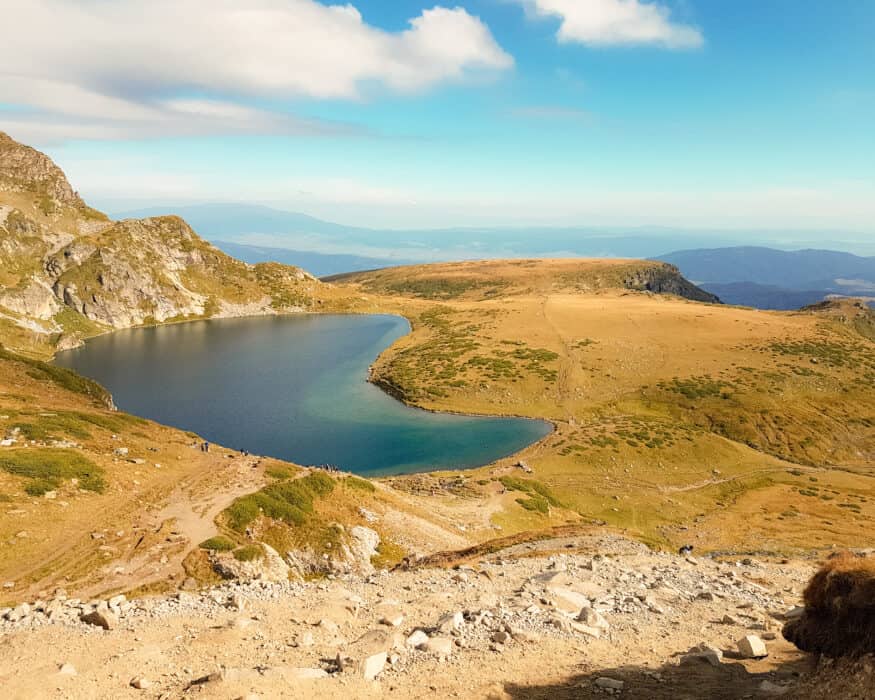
[2,0,874,236]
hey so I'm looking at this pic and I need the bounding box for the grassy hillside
[0,345,481,604]
[340,262,875,553]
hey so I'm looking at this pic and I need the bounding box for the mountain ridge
[0,132,345,355]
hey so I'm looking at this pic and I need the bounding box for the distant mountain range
[113,203,771,267]
[114,204,875,310]
[656,247,875,309]
[212,240,400,278]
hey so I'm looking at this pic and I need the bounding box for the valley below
[1,132,873,698]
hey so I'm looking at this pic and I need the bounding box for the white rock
[406,630,429,648]
[285,667,328,680]
[546,586,591,614]
[358,651,387,681]
[437,611,464,633]
[130,677,151,689]
[576,607,610,631]
[422,637,454,657]
[58,663,77,676]
[737,635,768,659]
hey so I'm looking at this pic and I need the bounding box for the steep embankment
[0,131,349,356]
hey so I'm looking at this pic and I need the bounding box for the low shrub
[223,471,336,532]
[199,536,235,551]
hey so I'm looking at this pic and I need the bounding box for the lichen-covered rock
[211,544,292,583]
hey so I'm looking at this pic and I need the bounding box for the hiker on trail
[204,441,210,453]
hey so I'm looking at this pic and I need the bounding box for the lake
[55,314,551,476]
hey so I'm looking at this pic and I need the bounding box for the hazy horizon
[2,1,872,236]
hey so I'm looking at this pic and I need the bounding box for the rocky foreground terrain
[2,532,872,699]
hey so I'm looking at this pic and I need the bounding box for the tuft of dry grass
[784,552,875,657]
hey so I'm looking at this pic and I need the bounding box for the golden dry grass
[340,260,875,553]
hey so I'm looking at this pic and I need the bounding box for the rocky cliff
[0,132,325,352]
[621,263,721,303]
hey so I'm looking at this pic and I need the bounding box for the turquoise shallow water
[55,314,551,476]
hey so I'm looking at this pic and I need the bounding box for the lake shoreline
[54,312,553,476]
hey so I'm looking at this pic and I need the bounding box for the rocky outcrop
[285,525,381,578]
[622,263,721,303]
[0,131,326,346]
[0,131,86,210]
[211,544,292,583]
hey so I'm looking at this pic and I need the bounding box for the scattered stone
[130,677,151,690]
[737,635,768,659]
[437,611,464,634]
[491,630,510,644]
[285,667,328,681]
[681,642,723,667]
[422,637,454,657]
[80,607,118,630]
[577,607,610,631]
[595,677,625,691]
[406,630,429,648]
[58,663,77,676]
[758,680,789,696]
[358,651,387,681]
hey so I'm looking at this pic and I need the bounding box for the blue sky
[3,0,874,234]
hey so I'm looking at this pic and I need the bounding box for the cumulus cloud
[519,0,704,49]
[1,0,512,141]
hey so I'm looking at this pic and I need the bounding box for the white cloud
[1,0,512,141]
[520,0,703,49]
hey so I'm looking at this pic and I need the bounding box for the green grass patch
[233,544,265,562]
[10,410,146,443]
[0,346,112,406]
[0,449,106,495]
[199,536,235,551]
[265,465,297,480]
[223,472,336,532]
[345,476,376,493]
[371,538,407,569]
[500,476,561,514]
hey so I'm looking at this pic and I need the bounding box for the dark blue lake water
[55,314,551,476]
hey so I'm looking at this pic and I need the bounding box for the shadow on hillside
[495,653,814,700]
